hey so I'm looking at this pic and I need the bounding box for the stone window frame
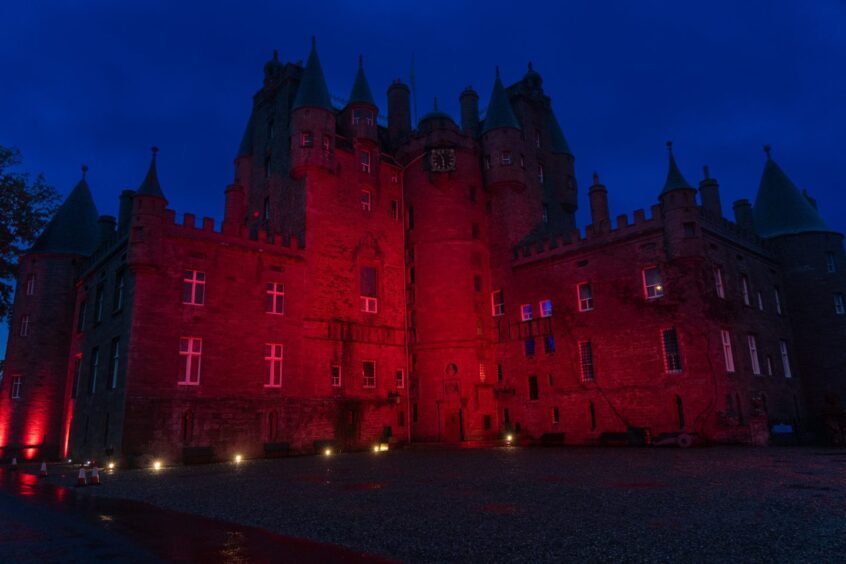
[490,290,505,317]
[540,299,553,318]
[520,303,533,322]
[264,343,283,388]
[661,328,683,374]
[720,329,735,373]
[362,360,376,388]
[577,282,593,312]
[182,270,206,306]
[265,282,285,315]
[331,364,342,387]
[178,337,202,386]
[747,334,761,376]
[642,266,664,299]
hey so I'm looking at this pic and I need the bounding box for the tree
[0,146,60,320]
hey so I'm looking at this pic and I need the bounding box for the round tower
[0,166,100,460]
[751,146,846,440]
[289,37,337,179]
[404,102,495,442]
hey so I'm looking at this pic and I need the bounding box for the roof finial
[703,165,710,180]
[433,97,439,111]
[81,164,88,180]
[495,65,501,79]
[311,35,316,50]
[592,171,600,185]
[273,49,279,61]
[666,140,673,153]
[763,144,772,159]
[528,62,534,72]
[151,145,159,160]
[358,54,363,69]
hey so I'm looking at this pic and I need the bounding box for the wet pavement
[4,447,846,562]
[0,466,386,563]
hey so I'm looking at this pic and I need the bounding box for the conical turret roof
[549,111,572,155]
[137,147,165,199]
[482,67,520,133]
[30,166,100,255]
[348,55,375,106]
[661,142,693,193]
[753,146,831,238]
[236,111,255,158]
[292,37,333,111]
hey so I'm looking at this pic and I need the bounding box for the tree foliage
[0,146,60,319]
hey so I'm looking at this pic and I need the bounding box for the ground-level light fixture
[234,454,243,464]
[324,448,333,456]
[505,434,514,444]
[107,462,115,470]
[153,460,162,470]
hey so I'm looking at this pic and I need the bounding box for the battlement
[512,204,663,265]
[698,208,773,255]
[162,209,306,255]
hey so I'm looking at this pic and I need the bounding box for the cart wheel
[676,433,692,448]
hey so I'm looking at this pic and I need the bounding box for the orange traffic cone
[39,461,48,478]
[76,466,87,487]
[89,466,101,486]
[10,457,18,471]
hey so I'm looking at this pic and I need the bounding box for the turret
[342,55,378,143]
[223,183,246,234]
[547,110,577,232]
[290,37,336,177]
[118,190,135,235]
[459,86,479,134]
[658,142,700,258]
[0,166,100,460]
[698,165,722,218]
[387,80,411,145]
[750,145,845,439]
[481,67,531,249]
[733,199,754,231]
[588,172,610,232]
[129,147,167,269]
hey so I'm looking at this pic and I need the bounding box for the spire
[292,37,333,111]
[752,145,831,238]
[418,96,453,125]
[549,111,572,155]
[661,141,693,193]
[482,66,520,133]
[30,166,100,255]
[137,146,165,199]
[348,54,375,106]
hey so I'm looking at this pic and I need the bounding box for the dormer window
[360,151,371,173]
[300,131,313,148]
[352,109,361,125]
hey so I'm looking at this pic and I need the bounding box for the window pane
[361,267,378,297]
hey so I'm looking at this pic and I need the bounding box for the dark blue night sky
[2,0,845,354]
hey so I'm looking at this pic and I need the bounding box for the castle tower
[0,167,100,460]
[387,80,411,147]
[751,146,846,439]
[288,37,337,244]
[481,67,528,258]
[403,99,494,442]
[658,142,701,259]
[128,147,167,270]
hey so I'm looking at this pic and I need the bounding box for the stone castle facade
[2,40,845,463]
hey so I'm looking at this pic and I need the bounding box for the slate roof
[549,111,572,155]
[753,148,831,237]
[482,67,520,133]
[137,147,165,199]
[661,142,693,193]
[30,168,100,255]
[348,55,375,106]
[292,38,333,111]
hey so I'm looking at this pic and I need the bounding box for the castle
[2,40,845,463]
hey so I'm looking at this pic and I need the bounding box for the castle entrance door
[442,408,464,442]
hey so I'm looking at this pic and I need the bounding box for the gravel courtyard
[48,447,846,562]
